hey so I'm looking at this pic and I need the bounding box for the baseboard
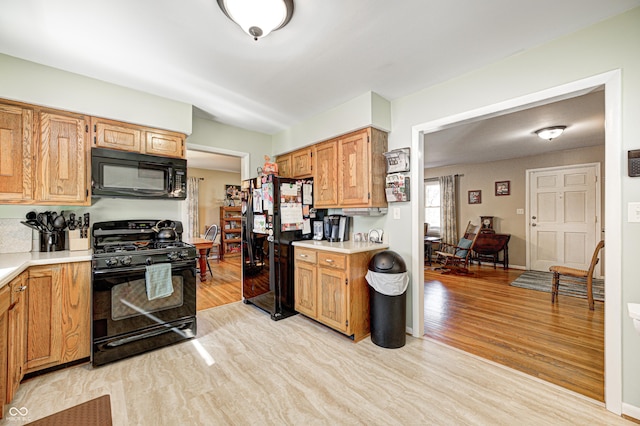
[623,403,640,422]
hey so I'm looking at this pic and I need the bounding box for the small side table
[424,236,441,266]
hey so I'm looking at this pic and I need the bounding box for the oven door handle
[92,260,195,276]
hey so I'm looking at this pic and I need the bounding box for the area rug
[510,270,604,301]
[26,395,112,426]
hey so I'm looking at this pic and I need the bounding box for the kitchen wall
[187,168,241,236]
[387,8,640,413]
[425,144,605,268]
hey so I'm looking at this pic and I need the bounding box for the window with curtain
[425,180,441,235]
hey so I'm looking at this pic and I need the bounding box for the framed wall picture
[468,190,481,204]
[495,180,510,196]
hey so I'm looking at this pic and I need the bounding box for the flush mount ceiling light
[217,0,294,41]
[535,126,567,141]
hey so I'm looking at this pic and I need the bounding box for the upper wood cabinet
[276,147,313,178]
[275,153,292,178]
[337,128,387,208]
[36,111,90,205]
[0,103,33,202]
[0,284,9,417]
[313,140,338,207]
[291,147,313,177]
[0,99,90,206]
[92,117,185,159]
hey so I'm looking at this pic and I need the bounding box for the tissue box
[68,229,89,251]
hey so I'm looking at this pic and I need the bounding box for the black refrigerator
[241,174,317,320]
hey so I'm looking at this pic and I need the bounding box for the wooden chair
[549,240,604,310]
[434,221,480,273]
[203,224,220,276]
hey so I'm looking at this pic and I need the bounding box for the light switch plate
[393,207,401,219]
[629,202,640,222]
[516,208,524,215]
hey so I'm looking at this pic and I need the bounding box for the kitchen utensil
[37,213,48,231]
[20,220,41,231]
[26,211,37,221]
[69,213,76,230]
[83,213,90,238]
[153,220,177,241]
[53,214,66,230]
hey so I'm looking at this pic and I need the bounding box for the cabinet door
[0,285,9,415]
[276,154,292,178]
[291,148,312,177]
[145,130,184,158]
[313,140,338,207]
[37,112,89,204]
[26,265,62,371]
[338,130,370,206]
[317,266,348,333]
[60,262,91,363]
[93,118,142,152]
[0,103,33,202]
[7,274,27,403]
[294,249,317,318]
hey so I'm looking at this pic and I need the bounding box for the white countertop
[292,240,389,254]
[0,250,93,289]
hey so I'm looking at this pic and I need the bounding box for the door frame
[525,162,602,273]
[410,70,622,414]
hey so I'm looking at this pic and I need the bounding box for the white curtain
[438,175,458,246]
[186,177,200,238]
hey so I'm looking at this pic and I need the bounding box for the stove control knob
[146,257,153,266]
[167,251,179,261]
[120,256,132,266]
[105,257,118,267]
[179,250,190,258]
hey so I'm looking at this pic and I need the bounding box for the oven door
[92,260,196,366]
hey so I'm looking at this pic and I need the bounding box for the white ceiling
[0,1,636,171]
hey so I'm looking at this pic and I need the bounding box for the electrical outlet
[393,207,401,219]
[628,202,640,222]
[516,208,524,215]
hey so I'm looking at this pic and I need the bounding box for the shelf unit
[220,206,242,258]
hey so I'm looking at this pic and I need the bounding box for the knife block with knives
[68,212,90,251]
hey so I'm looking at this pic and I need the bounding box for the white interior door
[528,163,600,272]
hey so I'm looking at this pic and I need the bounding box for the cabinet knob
[17,285,27,292]
[299,254,308,258]
[325,259,334,263]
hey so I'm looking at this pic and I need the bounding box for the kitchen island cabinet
[292,241,387,342]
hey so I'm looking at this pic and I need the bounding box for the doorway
[410,71,622,412]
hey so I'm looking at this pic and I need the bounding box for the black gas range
[91,219,198,366]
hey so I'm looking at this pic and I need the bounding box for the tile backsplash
[0,219,33,253]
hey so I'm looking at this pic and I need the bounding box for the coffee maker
[323,215,350,242]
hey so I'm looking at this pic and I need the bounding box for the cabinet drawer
[295,248,317,264]
[318,252,346,270]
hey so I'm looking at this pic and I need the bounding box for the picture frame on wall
[495,180,510,196]
[468,190,481,204]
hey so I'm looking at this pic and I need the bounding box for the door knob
[532,216,537,219]
[532,223,537,227]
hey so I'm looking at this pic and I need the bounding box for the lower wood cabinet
[294,246,383,342]
[25,262,91,373]
[0,261,90,416]
[6,273,26,406]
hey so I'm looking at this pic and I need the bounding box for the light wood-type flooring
[9,301,627,425]
[199,257,605,402]
[424,264,604,402]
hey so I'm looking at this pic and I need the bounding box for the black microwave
[91,148,187,199]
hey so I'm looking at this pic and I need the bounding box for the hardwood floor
[196,256,242,311]
[423,264,605,402]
